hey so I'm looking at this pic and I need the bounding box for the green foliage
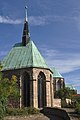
[0,62,3,71]
[27,107,40,114]
[6,107,40,116]
[75,102,80,114]
[72,95,80,104]
[6,108,24,116]
[55,87,76,100]
[71,95,80,114]
[0,63,19,119]
[0,100,6,120]
[55,87,77,108]
[61,99,67,108]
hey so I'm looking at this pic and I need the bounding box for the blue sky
[0,0,80,93]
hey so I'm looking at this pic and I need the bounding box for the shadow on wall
[40,107,70,120]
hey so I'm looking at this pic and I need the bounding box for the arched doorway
[38,72,46,108]
[22,72,30,107]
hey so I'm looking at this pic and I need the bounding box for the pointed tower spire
[22,6,30,46]
[25,6,28,21]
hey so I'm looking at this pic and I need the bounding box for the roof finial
[25,6,28,21]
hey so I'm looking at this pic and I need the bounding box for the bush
[75,103,80,114]
[6,108,19,116]
[27,107,40,114]
[61,99,67,108]
[6,107,40,116]
[6,108,26,116]
[0,100,6,120]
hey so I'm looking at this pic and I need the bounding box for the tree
[0,63,19,119]
[55,87,76,100]
[55,87,77,108]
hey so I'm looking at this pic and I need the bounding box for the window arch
[56,79,61,91]
[38,71,46,108]
[22,72,30,107]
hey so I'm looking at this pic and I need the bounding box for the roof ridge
[31,40,49,68]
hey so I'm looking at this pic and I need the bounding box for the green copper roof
[65,84,75,90]
[2,40,49,71]
[52,67,63,78]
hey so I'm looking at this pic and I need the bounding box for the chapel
[1,7,54,108]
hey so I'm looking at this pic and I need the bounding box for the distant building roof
[52,67,63,78]
[2,40,50,71]
[66,84,75,90]
[72,94,80,97]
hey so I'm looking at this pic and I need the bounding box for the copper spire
[22,6,30,46]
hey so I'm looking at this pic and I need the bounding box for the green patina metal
[65,84,75,90]
[52,67,63,78]
[2,40,49,71]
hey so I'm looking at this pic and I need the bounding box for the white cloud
[29,15,80,26]
[0,15,55,25]
[73,83,80,87]
[39,46,58,57]
[47,59,80,74]
[29,15,68,26]
[40,46,80,74]
[0,15,77,25]
[29,16,48,26]
[71,80,80,87]
[0,16,22,24]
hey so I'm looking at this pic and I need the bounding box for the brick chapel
[1,7,54,108]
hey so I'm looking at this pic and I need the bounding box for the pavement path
[5,108,80,120]
[5,114,49,120]
[63,108,80,120]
